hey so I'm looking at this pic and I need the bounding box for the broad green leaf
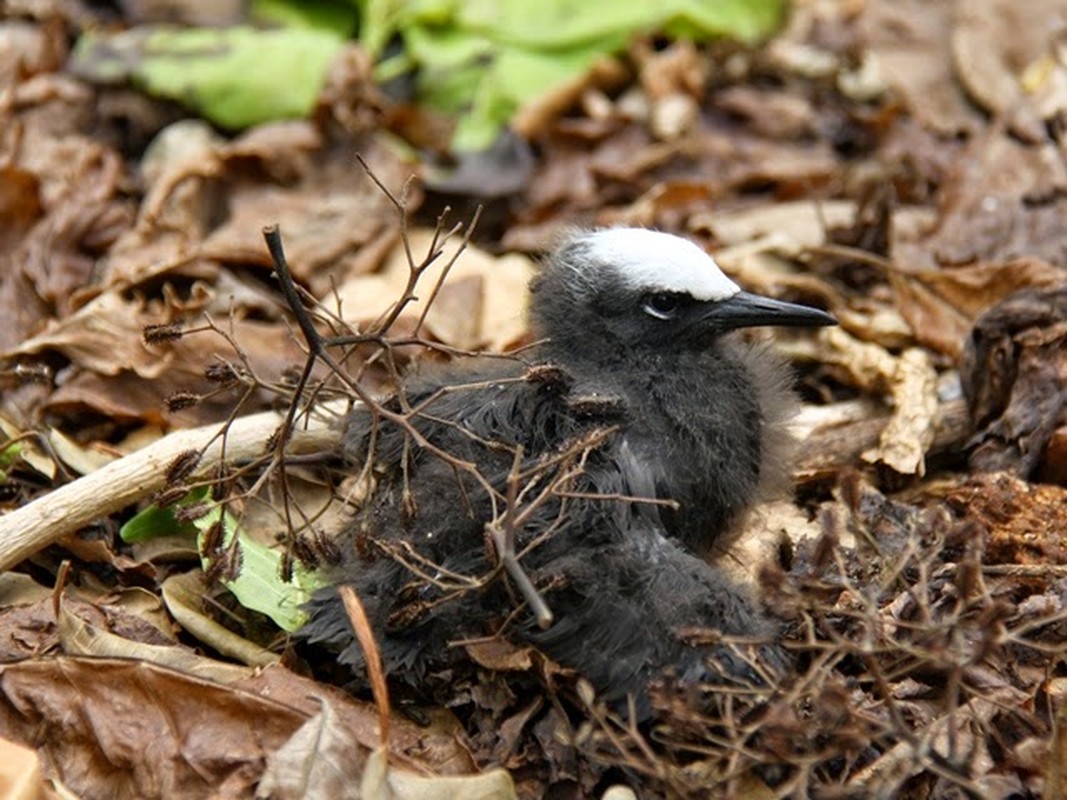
[120,488,326,631]
[193,507,327,632]
[455,44,617,152]
[454,0,785,48]
[71,26,346,130]
[358,0,787,151]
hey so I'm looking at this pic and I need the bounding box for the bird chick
[302,228,835,708]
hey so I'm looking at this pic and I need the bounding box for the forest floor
[1,1,1067,798]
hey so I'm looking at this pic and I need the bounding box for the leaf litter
[1,0,1067,798]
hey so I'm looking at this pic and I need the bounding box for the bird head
[530,228,836,355]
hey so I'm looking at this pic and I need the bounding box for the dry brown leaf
[0,136,129,349]
[0,735,47,800]
[598,180,715,230]
[99,587,177,642]
[0,658,310,799]
[890,258,1064,357]
[360,748,516,800]
[334,229,535,352]
[0,412,56,479]
[833,306,915,351]
[0,163,43,250]
[631,39,707,141]
[7,291,180,379]
[46,427,116,475]
[903,135,1067,270]
[37,315,306,427]
[233,667,477,776]
[466,640,535,673]
[859,0,985,136]
[817,329,940,476]
[161,571,281,669]
[57,599,256,683]
[713,244,845,311]
[961,286,1067,478]
[424,275,484,351]
[200,146,405,295]
[490,698,543,768]
[255,701,362,800]
[0,573,53,607]
[952,0,1064,142]
[696,200,857,249]
[90,123,407,307]
[712,86,818,142]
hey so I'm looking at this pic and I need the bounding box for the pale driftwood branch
[0,402,346,573]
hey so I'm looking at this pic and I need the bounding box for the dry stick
[491,445,553,628]
[340,585,390,748]
[264,226,480,477]
[0,404,342,573]
[263,225,557,627]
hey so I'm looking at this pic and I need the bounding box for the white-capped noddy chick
[301,228,835,710]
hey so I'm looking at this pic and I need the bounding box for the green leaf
[251,0,359,36]
[360,0,787,151]
[193,508,327,632]
[455,0,785,49]
[119,487,208,543]
[120,489,326,631]
[71,25,346,129]
[454,44,613,152]
[0,441,21,471]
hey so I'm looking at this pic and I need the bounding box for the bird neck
[539,337,733,388]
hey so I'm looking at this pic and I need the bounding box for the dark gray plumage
[301,228,835,708]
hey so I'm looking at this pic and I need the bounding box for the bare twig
[263,218,563,629]
[488,445,554,628]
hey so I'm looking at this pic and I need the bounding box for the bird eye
[643,292,683,320]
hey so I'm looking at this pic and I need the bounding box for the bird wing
[308,358,640,675]
[524,521,775,712]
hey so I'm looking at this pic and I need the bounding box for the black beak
[701,291,836,332]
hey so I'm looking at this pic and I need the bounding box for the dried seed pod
[154,486,190,508]
[200,518,226,556]
[165,449,201,485]
[165,392,201,412]
[292,535,319,569]
[204,362,240,383]
[143,323,184,344]
[174,502,211,523]
[314,529,343,565]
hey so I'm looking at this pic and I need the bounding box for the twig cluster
[572,476,1062,797]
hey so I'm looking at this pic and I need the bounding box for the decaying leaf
[161,571,281,669]
[890,257,1064,357]
[255,700,363,800]
[961,286,1067,479]
[334,229,536,352]
[360,747,516,800]
[0,658,318,798]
